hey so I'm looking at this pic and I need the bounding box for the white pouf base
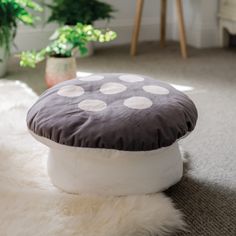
[31,132,183,196]
[48,143,183,196]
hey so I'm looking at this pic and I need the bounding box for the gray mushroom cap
[27,73,198,151]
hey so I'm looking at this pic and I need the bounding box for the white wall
[172,0,220,48]
[14,0,220,51]
[95,0,174,46]
[200,0,220,47]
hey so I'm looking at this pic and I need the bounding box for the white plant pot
[45,56,77,88]
[0,47,8,78]
[75,42,94,58]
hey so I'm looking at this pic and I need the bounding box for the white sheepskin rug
[0,80,185,236]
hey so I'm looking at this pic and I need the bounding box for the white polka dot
[79,75,104,81]
[100,82,127,95]
[78,99,107,112]
[119,75,144,83]
[143,85,169,95]
[124,96,153,110]
[57,85,84,97]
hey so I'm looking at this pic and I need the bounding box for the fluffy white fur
[0,80,185,236]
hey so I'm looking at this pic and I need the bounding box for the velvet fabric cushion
[27,73,197,151]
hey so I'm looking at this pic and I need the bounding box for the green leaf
[0,0,43,52]
[47,0,115,25]
[19,24,117,68]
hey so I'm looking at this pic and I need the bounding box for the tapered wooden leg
[160,0,167,48]
[130,0,144,56]
[176,0,188,58]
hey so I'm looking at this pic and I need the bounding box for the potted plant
[47,0,115,56]
[0,0,42,77]
[20,23,116,87]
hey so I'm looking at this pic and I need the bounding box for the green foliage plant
[20,23,117,68]
[0,0,42,53]
[47,0,114,25]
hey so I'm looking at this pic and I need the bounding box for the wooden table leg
[176,0,188,58]
[160,0,167,48]
[130,0,144,56]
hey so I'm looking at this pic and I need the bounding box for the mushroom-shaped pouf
[27,73,197,196]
